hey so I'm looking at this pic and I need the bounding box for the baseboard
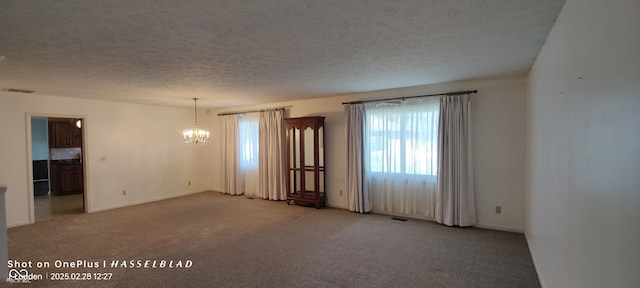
[88,189,209,213]
[7,221,32,228]
[474,223,524,233]
[327,202,347,209]
[525,231,546,288]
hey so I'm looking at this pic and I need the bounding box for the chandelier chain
[193,98,198,126]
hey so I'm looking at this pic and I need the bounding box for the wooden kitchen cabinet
[285,116,326,208]
[49,118,82,148]
[50,163,83,196]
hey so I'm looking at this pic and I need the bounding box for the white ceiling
[0,0,565,108]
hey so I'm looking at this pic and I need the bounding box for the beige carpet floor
[8,191,540,287]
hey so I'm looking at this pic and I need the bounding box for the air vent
[391,217,408,222]
[3,88,34,93]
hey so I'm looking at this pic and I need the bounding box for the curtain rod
[217,107,286,116]
[341,89,478,105]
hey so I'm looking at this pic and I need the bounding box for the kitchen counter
[52,159,82,165]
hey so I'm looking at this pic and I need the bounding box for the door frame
[26,113,89,224]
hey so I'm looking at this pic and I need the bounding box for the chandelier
[182,98,210,145]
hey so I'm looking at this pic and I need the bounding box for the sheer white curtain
[364,98,439,219]
[220,114,242,195]
[345,104,370,213]
[258,109,287,200]
[239,113,260,197]
[436,94,475,227]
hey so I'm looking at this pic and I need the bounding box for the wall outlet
[339,190,343,196]
[188,180,191,186]
[122,190,127,196]
[495,206,502,214]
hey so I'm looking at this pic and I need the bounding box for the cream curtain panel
[436,94,476,227]
[220,114,242,195]
[258,109,287,200]
[345,104,370,213]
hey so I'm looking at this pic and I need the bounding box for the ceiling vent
[3,88,34,93]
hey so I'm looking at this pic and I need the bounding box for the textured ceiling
[0,0,565,108]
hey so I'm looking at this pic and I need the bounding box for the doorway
[29,115,86,222]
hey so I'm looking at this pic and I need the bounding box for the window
[365,99,439,178]
[238,114,259,171]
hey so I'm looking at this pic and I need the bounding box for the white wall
[0,92,212,227]
[526,0,640,287]
[212,77,527,231]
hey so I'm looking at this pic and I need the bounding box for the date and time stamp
[16,271,112,281]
